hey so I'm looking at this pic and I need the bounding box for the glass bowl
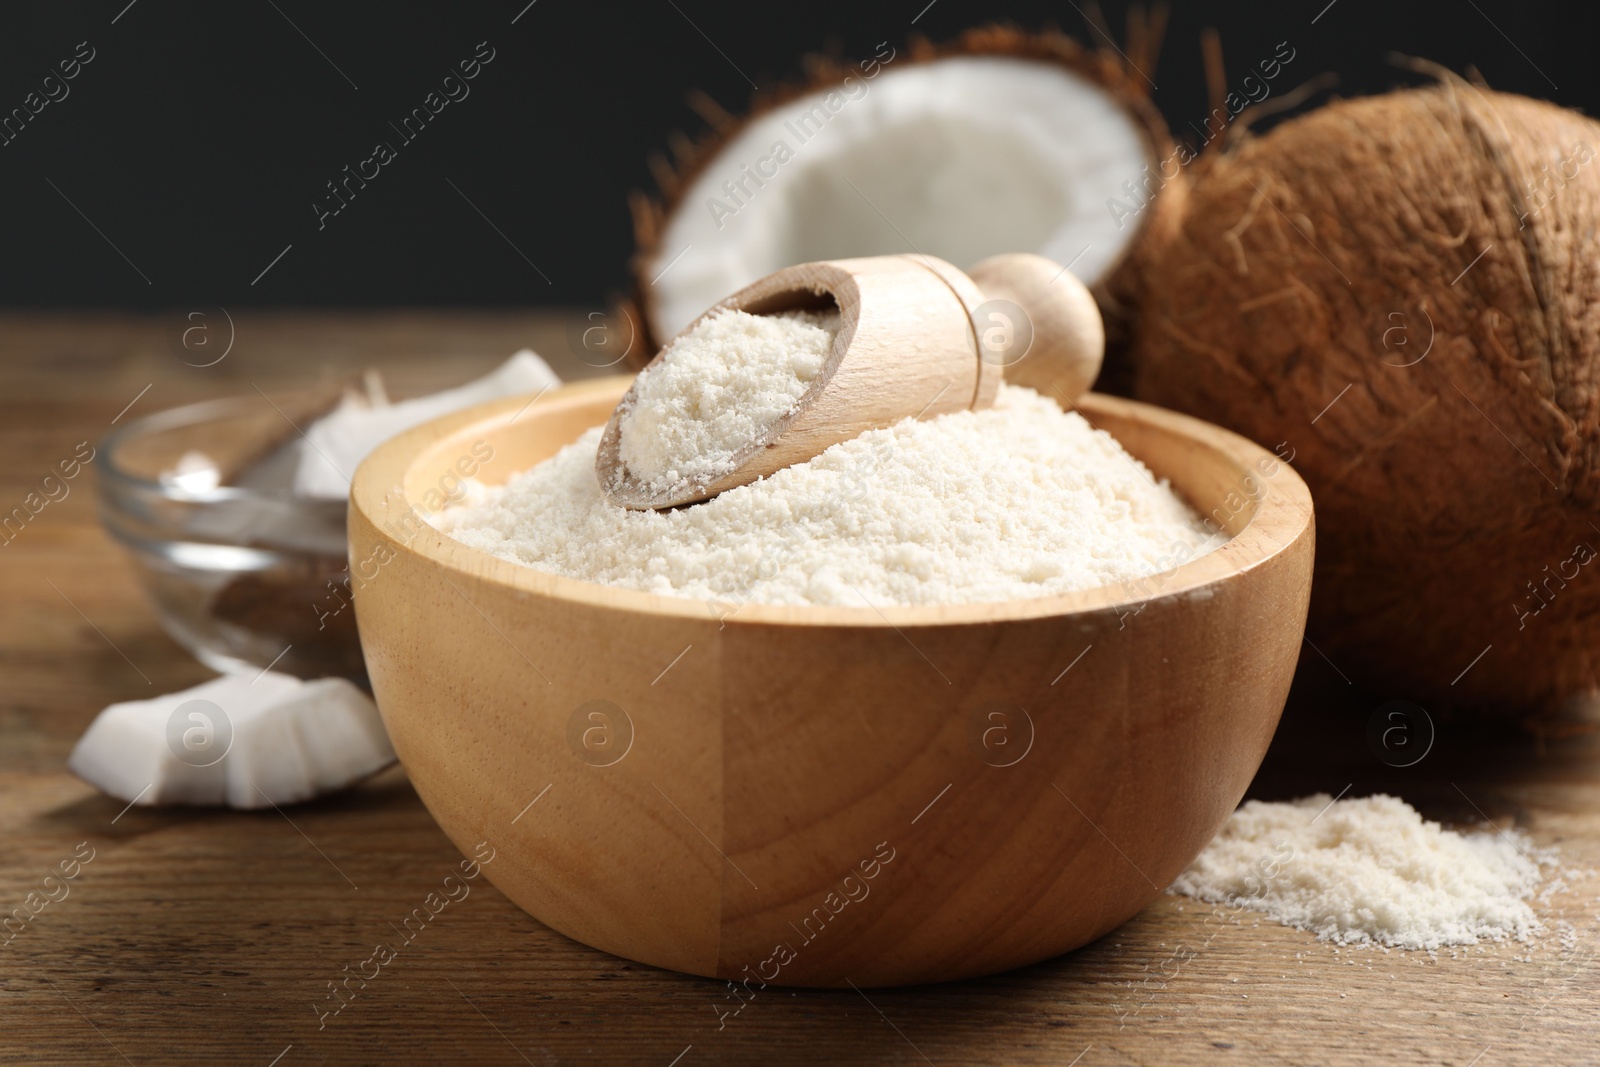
[98,394,365,683]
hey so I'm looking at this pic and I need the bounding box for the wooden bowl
[349,377,1314,988]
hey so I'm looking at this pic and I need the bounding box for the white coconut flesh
[68,671,395,809]
[648,55,1153,340]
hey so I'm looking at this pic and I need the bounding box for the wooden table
[2,312,1597,1065]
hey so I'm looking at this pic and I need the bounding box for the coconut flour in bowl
[434,384,1221,607]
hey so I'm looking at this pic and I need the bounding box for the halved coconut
[628,26,1171,383]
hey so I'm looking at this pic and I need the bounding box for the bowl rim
[350,377,1314,628]
[100,394,347,513]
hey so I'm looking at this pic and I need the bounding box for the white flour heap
[1172,794,1549,951]
[615,307,839,496]
[437,385,1216,607]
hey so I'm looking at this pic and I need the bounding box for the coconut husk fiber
[1129,79,1600,717]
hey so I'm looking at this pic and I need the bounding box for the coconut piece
[1128,81,1600,713]
[293,350,560,499]
[68,672,394,808]
[627,25,1170,378]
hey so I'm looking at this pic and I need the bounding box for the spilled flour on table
[1171,793,1560,951]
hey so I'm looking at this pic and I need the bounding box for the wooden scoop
[596,252,1104,510]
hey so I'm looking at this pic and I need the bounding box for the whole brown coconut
[1130,80,1600,714]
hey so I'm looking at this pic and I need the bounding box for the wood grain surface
[2,311,1598,1065]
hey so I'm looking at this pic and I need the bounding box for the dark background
[0,0,1583,310]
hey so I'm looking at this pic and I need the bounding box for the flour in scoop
[1172,793,1553,950]
[436,385,1218,606]
[614,307,839,496]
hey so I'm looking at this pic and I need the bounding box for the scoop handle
[966,253,1104,406]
